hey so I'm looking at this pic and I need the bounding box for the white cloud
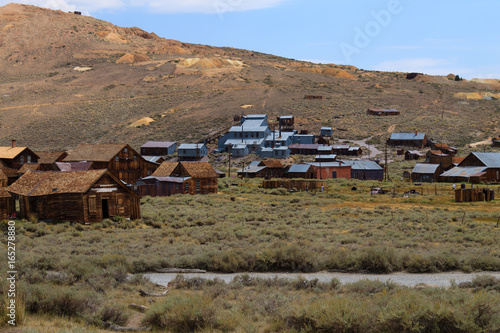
[2,0,288,14]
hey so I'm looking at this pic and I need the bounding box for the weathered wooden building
[405,150,424,160]
[426,150,453,169]
[342,160,384,180]
[411,163,442,183]
[35,151,68,171]
[367,108,400,116]
[7,170,140,223]
[387,132,427,148]
[287,164,315,179]
[492,136,500,148]
[430,143,457,156]
[0,188,12,220]
[177,143,208,161]
[151,162,218,194]
[133,176,189,197]
[63,144,158,184]
[140,141,177,156]
[0,141,40,184]
[456,152,500,183]
[258,160,285,179]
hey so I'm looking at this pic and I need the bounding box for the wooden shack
[133,176,189,197]
[7,170,140,223]
[492,137,500,148]
[152,162,218,194]
[63,143,158,184]
[405,150,424,160]
[140,141,177,156]
[0,188,12,220]
[258,160,285,179]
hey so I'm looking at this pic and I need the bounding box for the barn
[7,170,140,223]
[411,163,442,183]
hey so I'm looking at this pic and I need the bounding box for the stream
[145,271,500,288]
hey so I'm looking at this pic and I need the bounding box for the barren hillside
[0,3,499,151]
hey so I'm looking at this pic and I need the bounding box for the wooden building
[133,176,189,197]
[258,160,285,179]
[405,150,424,160]
[492,137,500,148]
[0,188,12,220]
[411,163,442,183]
[63,143,158,184]
[287,164,315,179]
[7,170,140,223]
[0,141,40,184]
[35,151,68,171]
[0,169,8,187]
[429,143,457,156]
[426,150,453,169]
[387,132,427,148]
[152,162,218,194]
[140,141,177,156]
[457,152,500,183]
[367,108,400,116]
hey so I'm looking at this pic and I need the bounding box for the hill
[0,3,499,151]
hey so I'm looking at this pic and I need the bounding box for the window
[27,155,31,163]
[196,180,200,192]
[184,182,189,192]
[20,156,24,165]
[133,155,137,160]
[115,156,119,162]
[124,147,128,153]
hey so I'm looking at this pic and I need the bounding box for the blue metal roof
[224,138,265,146]
[440,167,488,178]
[390,132,426,140]
[342,160,383,170]
[472,152,500,167]
[412,163,440,174]
[288,164,312,173]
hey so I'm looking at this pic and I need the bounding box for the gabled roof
[470,152,500,167]
[64,144,128,162]
[0,187,11,198]
[181,162,218,178]
[428,150,449,157]
[152,162,178,177]
[140,141,176,148]
[288,164,312,173]
[8,169,113,197]
[178,143,207,150]
[259,160,284,169]
[0,169,7,180]
[239,166,267,174]
[18,163,41,174]
[0,146,37,160]
[342,160,383,170]
[407,150,424,156]
[35,151,67,164]
[142,156,164,164]
[412,163,440,174]
[55,161,94,172]
[389,132,426,141]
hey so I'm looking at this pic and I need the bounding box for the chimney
[11,139,16,148]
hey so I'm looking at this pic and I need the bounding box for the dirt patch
[295,67,355,79]
[177,57,243,70]
[241,105,254,109]
[387,124,396,133]
[116,53,150,64]
[129,117,154,127]
[469,137,492,148]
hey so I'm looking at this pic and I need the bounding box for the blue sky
[4,0,499,79]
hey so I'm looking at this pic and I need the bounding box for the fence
[262,179,328,191]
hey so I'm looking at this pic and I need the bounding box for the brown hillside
[0,3,499,152]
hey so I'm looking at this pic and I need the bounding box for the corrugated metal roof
[318,146,333,151]
[279,115,294,119]
[248,161,261,168]
[142,156,164,163]
[390,132,426,140]
[342,160,383,170]
[140,141,176,148]
[440,167,488,178]
[307,162,348,167]
[240,166,266,174]
[348,147,361,151]
[472,152,500,167]
[289,144,321,149]
[288,164,312,173]
[412,163,440,174]
[141,176,190,183]
[331,145,350,149]
[321,127,332,130]
[369,108,399,112]
[178,143,206,150]
[224,139,265,146]
[55,161,93,172]
[315,154,337,160]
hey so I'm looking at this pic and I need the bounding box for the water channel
[145,271,500,288]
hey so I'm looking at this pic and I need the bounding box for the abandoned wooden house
[151,161,218,194]
[429,143,457,156]
[387,132,427,148]
[367,108,400,116]
[258,160,285,179]
[411,163,442,183]
[277,115,295,132]
[63,143,158,184]
[0,188,12,220]
[0,169,8,187]
[342,160,384,180]
[0,140,40,184]
[177,143,208,161]
[133,176,189,197]
[7,170,140,223]
[426,150,453,169]
[140,141,177,156]
[455,152,500,183]
[405,150,424,160]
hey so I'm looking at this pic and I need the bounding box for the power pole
[228,146,231,178]
[384,144,389,182]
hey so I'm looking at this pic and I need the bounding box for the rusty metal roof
[440,167,488,178]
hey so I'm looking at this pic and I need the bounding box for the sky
[2,0,500,79]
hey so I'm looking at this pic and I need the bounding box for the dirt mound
[116,53,150,64]
[103,32,127,44]
[453,92,500,100]
[129,117,154,127]
[295,67,355,79]
[177,57,243,70]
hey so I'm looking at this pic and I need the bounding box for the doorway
[102,199,109,219]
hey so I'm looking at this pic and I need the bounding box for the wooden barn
[63,143,158,184]
[456,152,500,183]
[151,162,218,194]
[7,170,140,223]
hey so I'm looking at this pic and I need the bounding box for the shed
[405,150,424,161]
[411,163,442,183]
[133,176,190,197]
[320,127,333,136]
[287,164,315,179]
[342,160,384,180]
[258,160,285,178]
[151,162,218,194]
[387,132,427,148]
[7,170,140,223]
[140,141,177,156]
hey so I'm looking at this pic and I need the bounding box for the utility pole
[228,146,232,178]
[384,144,389,182]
